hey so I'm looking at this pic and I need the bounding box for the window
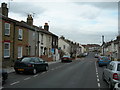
[18,46,22,58]
[117,64,120,71]
[4,43,10,58]
[5,23,10,35]
[63,45,65,49]
[18,29,23,40]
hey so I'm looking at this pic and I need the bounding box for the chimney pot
[44,23,49,31]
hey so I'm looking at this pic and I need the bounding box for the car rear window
[21,58,33,62]
[117,64,120,71]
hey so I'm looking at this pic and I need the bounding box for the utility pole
[102,35,105,56]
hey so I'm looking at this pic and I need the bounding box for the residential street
[3,52,109,89]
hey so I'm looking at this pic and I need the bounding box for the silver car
[102,61,120,90]
[114,83,120,90]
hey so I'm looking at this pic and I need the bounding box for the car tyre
[33,69,37,75]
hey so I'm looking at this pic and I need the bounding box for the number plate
[18,69,24,71]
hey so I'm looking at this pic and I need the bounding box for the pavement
[3,60,61,74]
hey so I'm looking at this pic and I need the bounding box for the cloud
[2,1,118,44]
[9,2,45,17]
[75,2,118,10]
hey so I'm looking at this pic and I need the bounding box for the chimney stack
[44,23,49,31]
[1,3,8,17]
[27,14,33,26]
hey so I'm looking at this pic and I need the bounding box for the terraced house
[1,3,59,67]
[1,3,29,67]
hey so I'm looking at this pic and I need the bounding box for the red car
[61,55,72,62]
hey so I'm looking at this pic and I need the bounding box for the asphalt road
[2,52,109,89]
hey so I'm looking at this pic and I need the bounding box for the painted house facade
[102,36,120,61]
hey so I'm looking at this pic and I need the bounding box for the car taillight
[113,73,119,80]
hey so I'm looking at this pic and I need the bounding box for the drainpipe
[13,22,16,63]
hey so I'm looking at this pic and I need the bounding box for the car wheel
[45,66,49,71]
[33,69,37,75]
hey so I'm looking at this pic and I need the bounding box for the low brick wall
[40,55,53,62]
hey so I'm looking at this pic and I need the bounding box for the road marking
[95,62,101,88]
[97,79,100,82]
[24,77,31,80]
[97,75,99,78]
[98,83,100,87]
[51,69,55,71]
[33,74,38,77]
[10,81,20,85]
[96,72,98,75]
[0,86,3,90]
[41,72,46,74]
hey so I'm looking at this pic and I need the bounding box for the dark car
[0,69,8,84]
[14,57,49,75]
[98,56,111,67]
[61,55,72,62]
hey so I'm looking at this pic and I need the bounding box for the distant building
[58,36,84,58]
[102,36,120,61]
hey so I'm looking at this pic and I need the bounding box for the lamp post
[102,35,105,56]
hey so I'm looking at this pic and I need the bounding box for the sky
[0,0,119,45]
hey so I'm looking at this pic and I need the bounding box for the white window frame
[18,46,22,58]
[5,23,10,35]
[4,42,10,58]
[18,29,23,40]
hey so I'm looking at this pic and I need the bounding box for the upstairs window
[18,29,23,40]
[4,43,10,58]
[5,23,10,36]
[63,45,65,49]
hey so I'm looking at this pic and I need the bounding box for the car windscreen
[101,57,109,60]
[63,56,70,58]
[117,64,120,71]
[21,58,34,63]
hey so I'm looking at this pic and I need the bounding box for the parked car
[0,69,8,84]
[14,57,49,75]
[114,83,120,90]
[98,56,111,67]
[102,61,120,90]
[61,55,72,62]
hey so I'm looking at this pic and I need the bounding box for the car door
[34,57,41,71]
[37,58,45,70]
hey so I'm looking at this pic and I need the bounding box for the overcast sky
[1,0,119,45]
